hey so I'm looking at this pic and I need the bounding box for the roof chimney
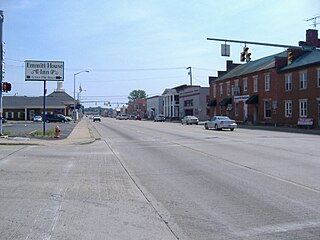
[299,29,320,47]
[55,81,65,92]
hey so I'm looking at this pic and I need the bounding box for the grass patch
[30,128,55,137]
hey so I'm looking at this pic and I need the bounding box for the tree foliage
[128,89,147,101]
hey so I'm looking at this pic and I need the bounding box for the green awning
[246,95,259,104]
[219,98,232,106]
[207,99,216,107]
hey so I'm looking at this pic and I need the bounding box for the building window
[285,100,292,118]
[264,100,272,118]
[317,68,320,88]
[285,74,292,91]
[213,84,216,98]
[184,99,193,107]
[299,99,307,117]
[227,82,230,96]
[253,76,258,93]
[299,70,307,90]
[234,79,239,95]
[235,102,239,116]
[264,74,270,91]
[243,78,248,93]
[219,83,223,96]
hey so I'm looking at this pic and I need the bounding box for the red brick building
[208,29,320,128]
[127,98,147,118]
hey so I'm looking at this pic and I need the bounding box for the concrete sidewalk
[0,119,96,146]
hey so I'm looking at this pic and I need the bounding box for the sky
[1,0,319,107]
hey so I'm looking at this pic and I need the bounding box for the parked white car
[33,115,43,122]
[181,116,199,125]
[154,114,165,122]
[204,116,237,131]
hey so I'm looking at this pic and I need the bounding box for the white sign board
[221,44,230,57]
[25,60,64,81]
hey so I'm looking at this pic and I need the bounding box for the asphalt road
[91,118,320,239]
[0,118,319,239]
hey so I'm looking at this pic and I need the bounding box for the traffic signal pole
[207,37,300,49]
[0,10,4,136]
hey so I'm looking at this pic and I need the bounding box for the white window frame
[285,100,292,118]
[285,73,292,91]
[253,76,258,93]
[243,78,248,93]
[264,73,270,91]
[264,100,272,119]
[219,83,223,96]
[227,81,230,96]
[213,84,216,98]
[299,99,307,117]
[299,70,307,90]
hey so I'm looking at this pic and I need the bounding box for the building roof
[278,49,320,72]
[47,90,74,103]
[3,90,74,109]
[215,51,287,81]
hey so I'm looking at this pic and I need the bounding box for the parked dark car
[1,117,7,123]
[45,114,68,123]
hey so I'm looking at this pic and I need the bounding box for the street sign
[221,44,230,57]
[25,60,64,81]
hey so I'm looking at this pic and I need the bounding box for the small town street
[0,118,320,239]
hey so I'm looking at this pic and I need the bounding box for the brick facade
[208,30,320,128]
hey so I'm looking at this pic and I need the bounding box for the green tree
[128,89,147,101]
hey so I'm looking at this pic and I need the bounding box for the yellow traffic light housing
[288,51,293,65]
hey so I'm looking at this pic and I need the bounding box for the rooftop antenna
[305,15,320,29]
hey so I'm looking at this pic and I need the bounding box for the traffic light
[244,47,251,62]
[287,51,293,65]
[1,82,11,92]
[240,48,246,62]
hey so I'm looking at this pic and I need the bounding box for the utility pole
[0,10,4,136]
[186,66,192,86]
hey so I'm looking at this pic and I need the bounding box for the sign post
[25,60,64,136]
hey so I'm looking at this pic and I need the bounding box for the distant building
[179,85,210,121]
[127,98,147,118]
[162,84,188,120]
[146,95,163,119]
[162,84,210,120]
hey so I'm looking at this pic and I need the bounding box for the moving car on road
[181,116,199,125]
[204,116,237,131]
[93,115,101,122]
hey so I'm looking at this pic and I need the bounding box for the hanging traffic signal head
[240,48,246,62]
[244,47,251,62]
[287,51,293,64]
[2,82,12,92]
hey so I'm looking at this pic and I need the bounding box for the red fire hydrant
[54,125,60,138]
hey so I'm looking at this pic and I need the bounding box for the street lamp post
[73,70,89,123]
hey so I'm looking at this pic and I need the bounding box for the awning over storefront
[245,95,259,104]
[207,99,216,107]
[219,98,232,106]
